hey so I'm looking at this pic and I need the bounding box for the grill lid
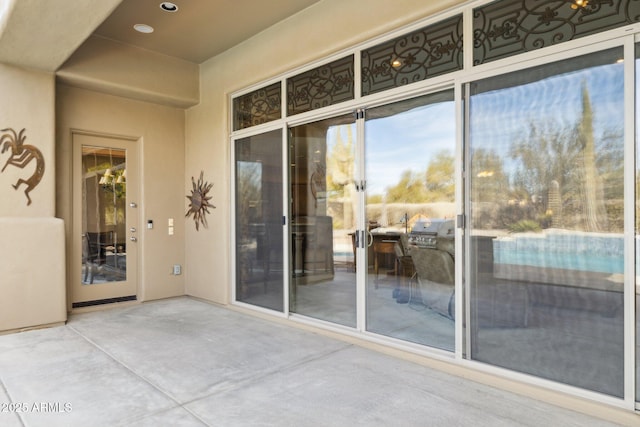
[409,218,454,248]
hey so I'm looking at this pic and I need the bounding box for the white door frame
[71,130,140,307]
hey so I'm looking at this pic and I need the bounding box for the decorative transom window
[232,0,640,129]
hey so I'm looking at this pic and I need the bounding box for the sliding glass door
[230,28,640,407]
[235,130,284,312]
[235,46,632,399]
[364,92,456,350]
[468,47,625,397]
[289,114,358,327]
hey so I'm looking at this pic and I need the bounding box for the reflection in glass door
[235,130,284,312]
[289,115,357,327]
[468,48,624,397]
[81,146,128,285]
[72,133,138,306]
[364,92,456,350]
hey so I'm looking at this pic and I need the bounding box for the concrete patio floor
[0,297,633,426]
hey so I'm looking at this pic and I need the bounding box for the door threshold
[72,295,138,313]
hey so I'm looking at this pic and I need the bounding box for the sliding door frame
[230,121,290,318]
[460,34,636,409]
[229,8,640,410]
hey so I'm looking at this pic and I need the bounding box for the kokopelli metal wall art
[1,128,44,206]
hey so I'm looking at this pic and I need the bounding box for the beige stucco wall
[0,63,54,215]
[0,217,66,332]
[56,85,186,308]
[0,63,65,332]
[185,0,463,303]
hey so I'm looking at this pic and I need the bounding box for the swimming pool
[491,229,628,290]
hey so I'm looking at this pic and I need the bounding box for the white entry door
[72,132,139,307]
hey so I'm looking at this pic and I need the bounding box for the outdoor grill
[408,218,454,249]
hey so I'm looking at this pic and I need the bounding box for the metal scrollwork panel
[474,0,640,65]
[233,82,282,131]
[286,55,354,116]
[361,15,463,97]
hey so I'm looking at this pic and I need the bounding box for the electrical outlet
[173,264,181,275]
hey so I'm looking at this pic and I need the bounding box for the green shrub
[508,219,541,233]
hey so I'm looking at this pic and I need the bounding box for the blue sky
[470,62,624,161]
[326,101,456,197]
[325,59,624,197]
[365,101,456,196]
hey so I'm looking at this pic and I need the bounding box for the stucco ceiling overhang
[93,0,321,64]
[0,0,321,72]
[0,0,123,72]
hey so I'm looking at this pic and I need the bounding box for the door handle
[130,236,137,242]
[130,227,136,233]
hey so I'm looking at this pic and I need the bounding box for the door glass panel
[468,48,624,396]
[289,114,357,327]
[365,91,456,350]
[81,146,127,284]
[235,130,284,312]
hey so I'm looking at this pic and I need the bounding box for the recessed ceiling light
[133,24,154,34]
[160,2,178,12]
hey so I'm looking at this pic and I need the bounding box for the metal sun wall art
[0,128,44,206]
[186,171,215,231]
